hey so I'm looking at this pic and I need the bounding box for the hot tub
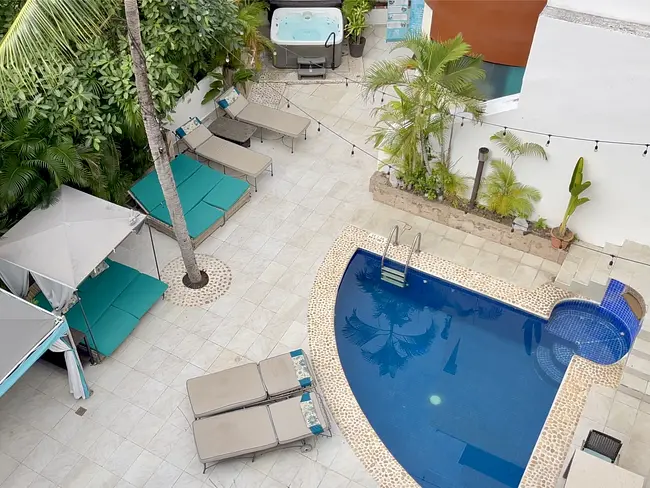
[271,8,343,69]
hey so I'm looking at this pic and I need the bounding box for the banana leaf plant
[558,156,591,237]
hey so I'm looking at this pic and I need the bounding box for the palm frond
[490,131,523,161]
[519,142,548,161]
[480,159,541,218]
[0,0,118,92]
[342,310,385,347]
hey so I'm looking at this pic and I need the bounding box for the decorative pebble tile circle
[160,254,232,307]
[308,225,623,488]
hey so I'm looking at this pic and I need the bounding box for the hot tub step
[297,57,327,79]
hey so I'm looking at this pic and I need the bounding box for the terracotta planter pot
[550,227,574,250]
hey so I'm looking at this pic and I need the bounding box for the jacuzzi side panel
[273,43,342,69]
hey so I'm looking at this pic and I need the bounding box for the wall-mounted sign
[386,0,409,42]
[408,0,425,35]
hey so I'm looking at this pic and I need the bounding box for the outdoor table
[565,450,644,488]
[208,117,257,148]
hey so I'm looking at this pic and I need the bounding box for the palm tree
[480,160,542,218]
[0,110,96,213]
[489,130,547,168]
[237,0,273,71]
[365,33,485,175]
[0,0,204,285]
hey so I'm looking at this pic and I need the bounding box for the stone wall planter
[369,171,567,264]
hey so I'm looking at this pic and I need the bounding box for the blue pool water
[275,12,339,42]
[334,250,569,488]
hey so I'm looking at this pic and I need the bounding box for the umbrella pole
[148,223,161,281]
[78,299,101,364]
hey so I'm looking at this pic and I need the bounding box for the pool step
[534,344,565,385]
[381,266,406,287]
[297,57,326,79]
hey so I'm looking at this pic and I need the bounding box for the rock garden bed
[369,171,567,264]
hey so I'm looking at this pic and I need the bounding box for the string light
[609,255,615,267]
[345,79,349,87]
[381,92,385,103]
[546,135,551,146]
[351,144,355,156]
[460,117,464,127]
[317,122,321,132]
[287,100,290,109]
[503,127,507,136]
[594,140,599,152]
[644,145,648,157]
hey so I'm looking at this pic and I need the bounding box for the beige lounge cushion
[195,136,271,179]
[186,363,267,418]
[236,103,310,138]
[193,406,277,463]
[259,352,302,397]
[269,394,329,444]
[225,96,249,118]
[183,124,212,150]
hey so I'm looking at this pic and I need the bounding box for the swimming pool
[335,250,567,488]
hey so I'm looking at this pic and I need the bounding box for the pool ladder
[380,226,421,287]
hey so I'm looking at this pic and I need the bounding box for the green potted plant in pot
[551,157,591,249]
[343,0,371,57]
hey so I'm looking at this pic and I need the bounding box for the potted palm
[343,0,371,57]
[551,157,591,249]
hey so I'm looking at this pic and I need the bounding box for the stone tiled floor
[1,31,573,488]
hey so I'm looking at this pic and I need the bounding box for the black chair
[563,430,623,478]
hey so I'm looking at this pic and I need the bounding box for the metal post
[148,223,161,280]
[78,299,101,364]
[469,147,489,208]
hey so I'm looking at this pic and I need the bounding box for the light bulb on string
[609,255,615,267]
[351,145,355,156]
[460,117,464,127]
[345,78,349,87]
[381,92,385,103]
[225,55,230,64]
[287,100,290,109]
[317,122,321,132]
[546,135,551,146]
[644,145,648,157]
[594,140,599,152]
[503,127,507,136]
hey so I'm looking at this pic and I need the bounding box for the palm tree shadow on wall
[341,268,439,378]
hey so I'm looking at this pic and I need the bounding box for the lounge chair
[563,429,623,478]
[129,154,251,247]
[176,118,273,192]
[186,349,312,419]
[217,87,310,153]
[193,392,329,473]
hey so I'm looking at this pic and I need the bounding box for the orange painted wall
[426,0,547,67]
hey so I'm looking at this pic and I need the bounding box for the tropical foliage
[558,157,591,237]
[480,130,547,218]
[0,111,97,227]
[0,0,247,229]
[365,33,484,202]
[480,160,541,218]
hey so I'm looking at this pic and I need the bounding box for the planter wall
[369,172,567,264]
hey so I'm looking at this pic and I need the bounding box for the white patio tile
[225,299,258,326]
[291,461,327,488]
[208,459,245,488]
[22,435,62,473]
[113,370,149,402]
[134,347,171,377]
[207,349,249,373]
[245,335,277,362]
[191,311,223,339]
[123,451,163,487]
[171,472,203,488]
[2,464,38,488]
[151,355,188,387]
[173,334,206,362]
[268,450,309,485]
[86,429,123,466]
[133,317,172,345]
[0,453,19,485]
[189,341,223,370]
[318,470,350,488]
[155,326,188,354]
[112,338,152,368]
[259,262,288,285]
[227,328,260,356]
[105,440,143,478]
[280,321,308,349]
[126,413,165,449]
[208,322,241,348]
[233,465,266,488]
[174,308,207,332]
[208,295,240,318]
[169,364,206,394]
[109,403,146,438]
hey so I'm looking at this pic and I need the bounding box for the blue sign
[386,0,409,42]
[408,0,425,34]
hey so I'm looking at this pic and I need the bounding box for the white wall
[447,10,650,247]
[421,3,433,36]
[548,0,650,24]
[164,75,218,132]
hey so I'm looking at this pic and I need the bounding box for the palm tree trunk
[123,0,203,285]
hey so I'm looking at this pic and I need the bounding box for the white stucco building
[427,0,650,247]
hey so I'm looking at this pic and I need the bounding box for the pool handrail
[403,232,421,281]
[381,225,399,269]
[324,31,336,70]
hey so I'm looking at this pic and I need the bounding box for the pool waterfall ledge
[307,225,623,488]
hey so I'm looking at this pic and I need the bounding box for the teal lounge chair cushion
[130,154,202,212]
[185,201,225,239]
[113,273,168,320]
[87,306,140,356]
[203,176,250,211]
